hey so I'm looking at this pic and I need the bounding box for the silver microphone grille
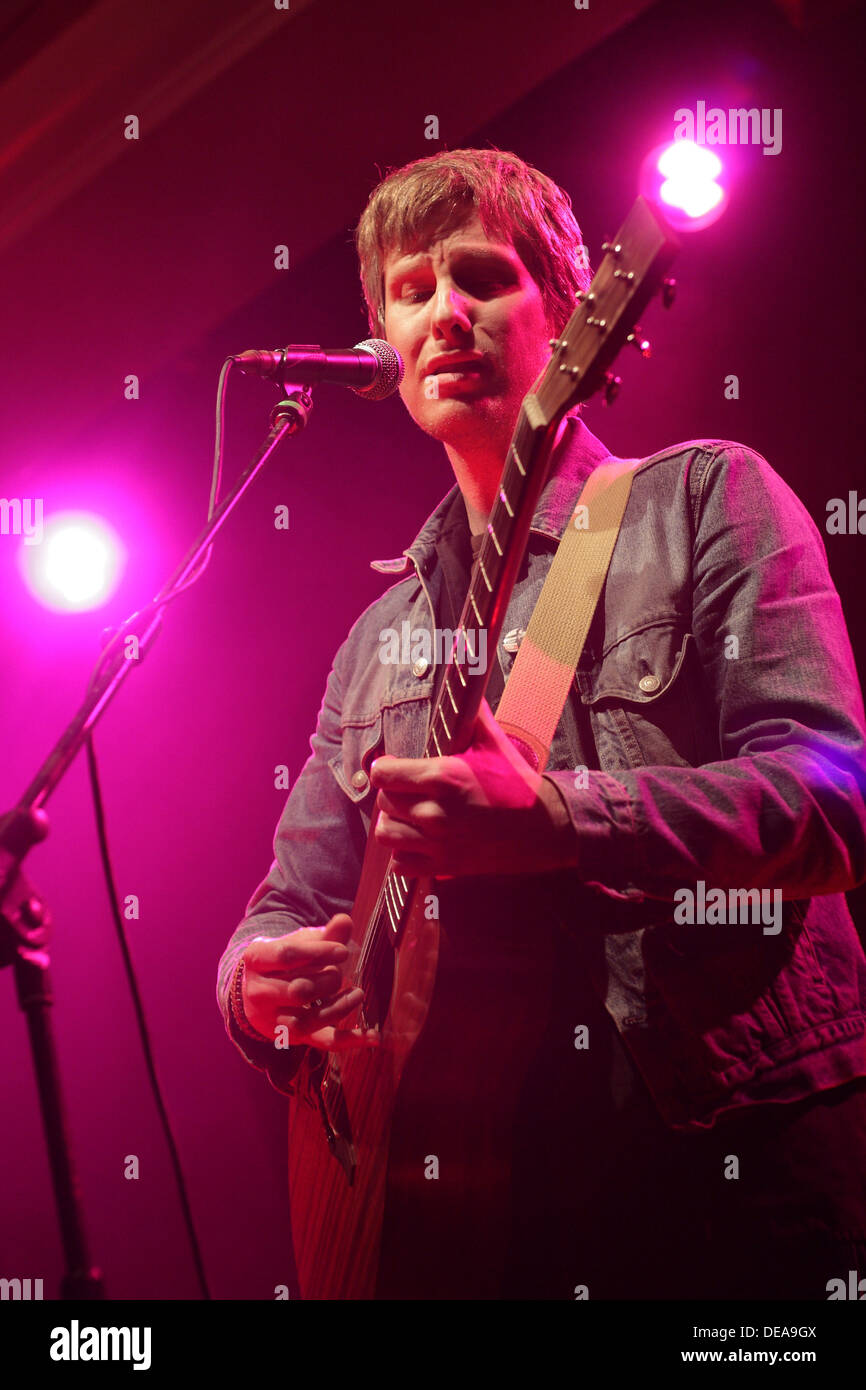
[352,338,405,400]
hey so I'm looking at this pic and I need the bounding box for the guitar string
[351,452,520,1012]
[346,277,635,1013]
[353,628,481,1009]
[316,469,521,1204]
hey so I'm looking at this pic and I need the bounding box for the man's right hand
[239,913,380,1053]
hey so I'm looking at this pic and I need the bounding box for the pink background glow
[0,0,863,1299]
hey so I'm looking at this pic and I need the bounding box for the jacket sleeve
[216,639,368,1095]
[542,444,866,906]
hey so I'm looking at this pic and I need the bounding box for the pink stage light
[18,510,126,612]
[640,140,728,231]
[659,141,724,216]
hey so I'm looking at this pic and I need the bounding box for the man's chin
[412,399,500,446]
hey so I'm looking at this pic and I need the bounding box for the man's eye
[402,280,500,303]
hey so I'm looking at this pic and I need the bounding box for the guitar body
[288,809,557,1299]
[287,196,678,1299]
[373,876,557,1299]
[287,820,428,1301]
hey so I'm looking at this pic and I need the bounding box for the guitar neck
[422,194,678,763]
[425,400,559,758]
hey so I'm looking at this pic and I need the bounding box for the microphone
[232,338,404,401]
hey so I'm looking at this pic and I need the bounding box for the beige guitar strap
[494,455,639,772]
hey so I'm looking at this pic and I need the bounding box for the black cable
[85,730,211,1299]
[73,363,237,1299]
[85,357,232,699]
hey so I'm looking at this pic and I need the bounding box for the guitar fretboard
[425,401,557,760]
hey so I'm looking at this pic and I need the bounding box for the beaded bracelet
[230,958,270,1044]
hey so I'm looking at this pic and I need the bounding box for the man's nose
[430,281,472,336]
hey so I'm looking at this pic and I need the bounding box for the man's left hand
[369,697,579,878]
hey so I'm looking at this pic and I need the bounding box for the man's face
[382,213,554,457]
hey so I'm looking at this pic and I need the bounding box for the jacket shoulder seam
[632,438,762,475]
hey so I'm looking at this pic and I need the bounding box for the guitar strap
[494,454,639,772]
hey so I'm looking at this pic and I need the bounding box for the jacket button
[503,628,526,653]
[351,770,369,791]
[638,674,661,693]
[412,657,430,677]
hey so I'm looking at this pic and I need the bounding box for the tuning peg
[661,277,677,309]
[626,329,651,358]
[602,372,622,406]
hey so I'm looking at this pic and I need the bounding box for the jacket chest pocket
[576,621,706,769]
[327,694,430,806]
[328,713,383,804]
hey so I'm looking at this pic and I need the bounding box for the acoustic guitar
[288,195,678,1298]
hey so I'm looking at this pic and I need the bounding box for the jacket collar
[370,414,613,576]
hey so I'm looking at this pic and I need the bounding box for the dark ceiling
[0,0,661,461]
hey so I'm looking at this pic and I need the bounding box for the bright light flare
[640,139,728,231]
[658,141,724,217]
[19,511,126,612]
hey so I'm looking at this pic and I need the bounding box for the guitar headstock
[534,195,679,421]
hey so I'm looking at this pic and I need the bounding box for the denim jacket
[217,416,866,1128]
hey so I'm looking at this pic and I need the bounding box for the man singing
[218,147,866,1300]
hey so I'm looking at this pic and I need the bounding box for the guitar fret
[453,659,467,688]
[393,879,405,918]
[499,486,514,518]
[431,726,442,755]
[478,559,492,592]
[438,705,452,740]
[511,444,525,477]
[487,522,503,557]
[470,590,482,624]
[384,885,399,932]
[445,676,458,714]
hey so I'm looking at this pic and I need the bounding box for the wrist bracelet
[230,958,269,1044]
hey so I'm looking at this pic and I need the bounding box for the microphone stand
[0,387,313,1299]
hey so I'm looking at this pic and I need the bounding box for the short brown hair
[354,146,591,340]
